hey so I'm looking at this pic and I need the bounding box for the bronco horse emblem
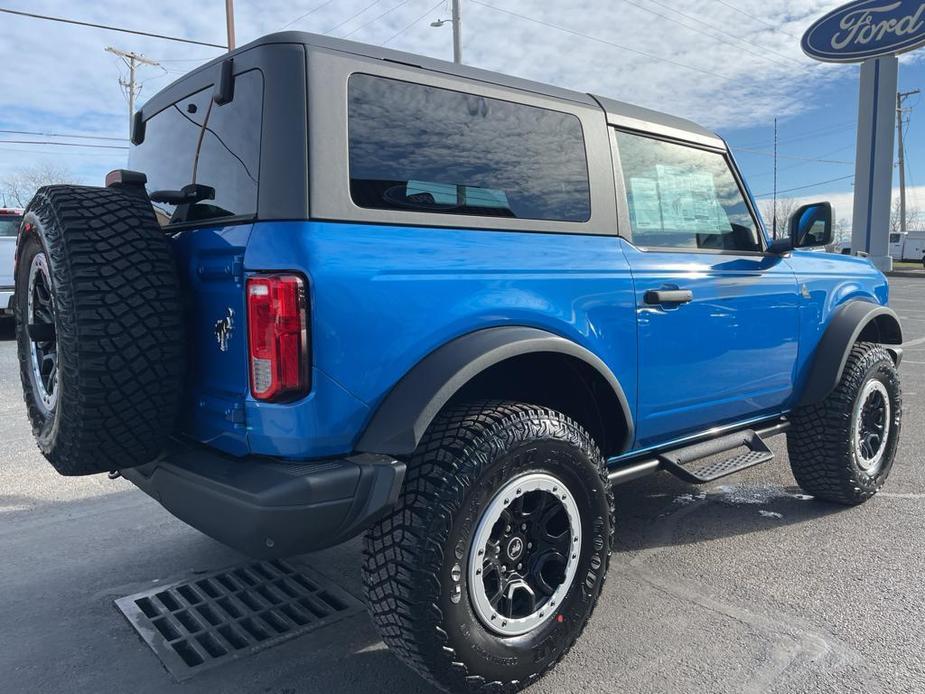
[214,307,234,352]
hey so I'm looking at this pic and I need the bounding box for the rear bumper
[122,441,406,558]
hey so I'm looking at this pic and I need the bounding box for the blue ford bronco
[15,32,904,693]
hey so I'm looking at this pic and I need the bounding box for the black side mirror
[768,237,793,255]
[789,202,833,249]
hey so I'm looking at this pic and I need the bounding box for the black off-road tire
[788,342,902,505]
[15,185,185,476]
[363,401,614,693]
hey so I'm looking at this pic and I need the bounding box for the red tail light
[246,274,309,401]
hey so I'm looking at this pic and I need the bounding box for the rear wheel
[363,401,613,693]
[788,342,902,505]
[15,185,185,476]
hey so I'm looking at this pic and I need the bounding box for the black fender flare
[355,326,634,456]
[799,301,903,406]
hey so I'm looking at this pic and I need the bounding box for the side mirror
[789,202,833,249]
[768,237,793,255]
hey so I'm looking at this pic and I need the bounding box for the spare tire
[15,185,185,476]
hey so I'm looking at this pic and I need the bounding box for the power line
[383,0,445,44]
[729,121,856,149]
[755,174,854,198]
[618,0,804,70]
[469,0,739,81]
[710,0,803,41]
[748,143,856,179]
[0,140,129,150]
[324,0,384,36]
[735,147,853,165]
[279,0,340,30]
[342,0,418,39]
[0,7,226,48]
[0,129,126,142]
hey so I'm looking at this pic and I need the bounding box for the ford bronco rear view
[14,32,904,693]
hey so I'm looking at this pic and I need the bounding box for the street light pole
[225,0,236,51]
[432,0,463,64]
[451,0,462,65]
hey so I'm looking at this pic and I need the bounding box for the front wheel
[363,402,613,693]
[788,342,902,505]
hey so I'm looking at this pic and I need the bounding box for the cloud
[0,1,910,188]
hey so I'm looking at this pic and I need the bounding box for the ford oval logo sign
[802,0,925,63]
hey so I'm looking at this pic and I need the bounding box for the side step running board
[607,420,790,486]
[658,429,773,484]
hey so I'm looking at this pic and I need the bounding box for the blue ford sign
[802,0,925,63]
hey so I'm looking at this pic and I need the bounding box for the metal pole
[452,0,462,64]
[772,117,778,239]
[897,89,920,234]
[225,0,236,51]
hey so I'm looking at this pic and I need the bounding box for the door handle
[644,289,694,305]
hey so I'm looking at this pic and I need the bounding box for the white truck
[0,208,23,321]
[889,230,925,267]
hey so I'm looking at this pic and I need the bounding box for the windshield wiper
[149,183,215,206]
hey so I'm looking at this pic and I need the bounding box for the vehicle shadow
[0,318,14,341]
[611,470,849,554]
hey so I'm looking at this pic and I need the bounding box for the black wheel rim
[27,252,58,414]
[468,473,581,637]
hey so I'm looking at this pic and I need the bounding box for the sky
[0,0,923,229]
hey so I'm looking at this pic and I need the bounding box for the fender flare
[355,326,634,456]
[799,301,903,406]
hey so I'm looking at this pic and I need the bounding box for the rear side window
[0,216,21,237]
[347,74,591,223]
[129,70,263,226]
[616,131,761,253]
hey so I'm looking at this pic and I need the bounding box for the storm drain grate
[115,558,364,680]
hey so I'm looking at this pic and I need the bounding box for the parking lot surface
[2,278,925,694]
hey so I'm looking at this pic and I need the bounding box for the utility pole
[897,89,920,234]
[225,0,236,51]
[431,0,463,64]
[772,117,778,239]
[105,47,160,136]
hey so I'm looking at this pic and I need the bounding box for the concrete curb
[887,271,925,279]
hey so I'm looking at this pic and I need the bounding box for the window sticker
[628,177,662,230]
[655,166,726,234]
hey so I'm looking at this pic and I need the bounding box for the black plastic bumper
[122,442,406,558]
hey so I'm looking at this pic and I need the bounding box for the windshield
[0,216,21,237]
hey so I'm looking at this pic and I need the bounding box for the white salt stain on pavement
[759,510,784,519]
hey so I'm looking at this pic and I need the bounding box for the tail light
[246,274,309,401]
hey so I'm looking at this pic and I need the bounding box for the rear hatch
[129,68,264,455]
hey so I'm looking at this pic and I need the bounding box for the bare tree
[1,163,76,208]
[889,196,923,233]
[834,216,851,246]
[760,197,799,238]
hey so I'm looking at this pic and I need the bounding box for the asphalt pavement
[3,279,925,693]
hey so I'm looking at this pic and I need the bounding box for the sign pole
[850,56,898,273]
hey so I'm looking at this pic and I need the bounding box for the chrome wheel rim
[854,380,890,474]
[468,472,582,637]
[27,252,58,414]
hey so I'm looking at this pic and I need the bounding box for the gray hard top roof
[144,30,724,149]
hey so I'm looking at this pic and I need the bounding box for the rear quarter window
[0,216,21,237]
[347,74,591,223]
[129,69,263,227]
